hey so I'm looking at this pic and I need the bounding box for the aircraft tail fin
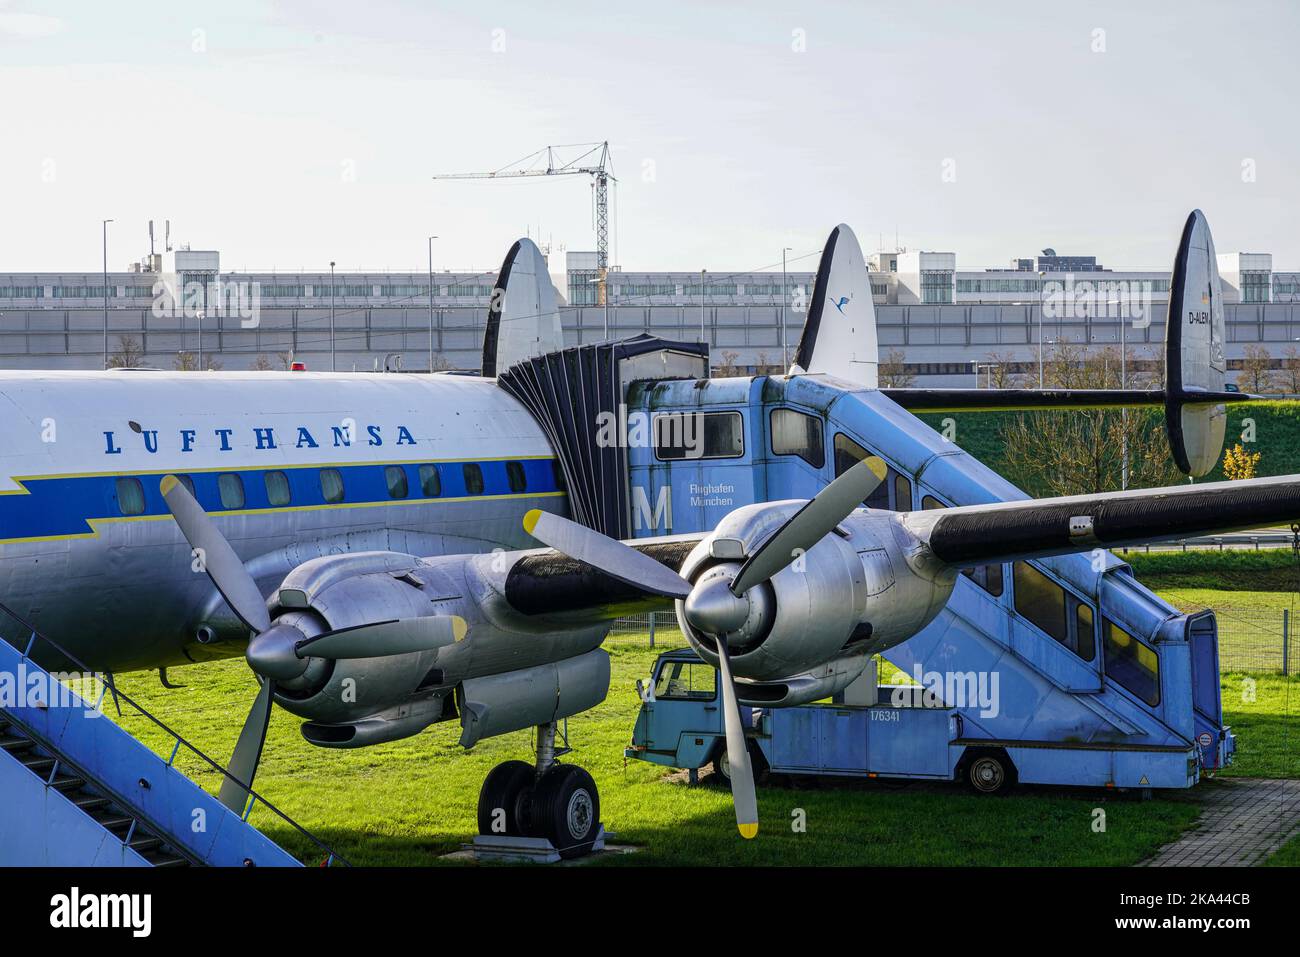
[1165,209,1229,477]
[481,238,564,378]
[790,224,879,387]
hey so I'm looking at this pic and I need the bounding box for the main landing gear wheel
[523,764,601,860]
[477,760,535,836]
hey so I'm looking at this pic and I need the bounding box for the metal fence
[608,607,1298,675]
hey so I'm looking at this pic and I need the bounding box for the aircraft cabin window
[833,433,889,510]
[894,474,913,511]
[1103,619,1160,706]
[418,464,442,497]
[769,408,825,469]
[961,564,1004,597]
[264,470,291,507]
[1012,562,1096,662]
[463,463,485,495]
[115,477,145,516]
[385,465,409,500]
[320,468,345,504]
[654,661,715,700]
[653,411,744,461]
[217,473,245,510]
[176,475,196,498]
[506,461,528,494]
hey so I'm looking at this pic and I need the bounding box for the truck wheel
[963,750,1016,795]
[526,765,601,859]
[714,741,766,785]
[477,760,535,836]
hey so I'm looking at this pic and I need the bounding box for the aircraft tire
[526,764,601,859]
[477,760,535,836]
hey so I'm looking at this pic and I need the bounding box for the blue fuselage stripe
[0,458,561,542]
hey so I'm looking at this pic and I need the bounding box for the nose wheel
[476,722,602,859]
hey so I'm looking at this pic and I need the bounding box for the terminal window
[770,408,825,469]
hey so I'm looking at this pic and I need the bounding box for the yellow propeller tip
[866,456,888,480]
[452,616,468,642]
[159,474,178,494]
[738,823,758,840]
[522,509,542,535]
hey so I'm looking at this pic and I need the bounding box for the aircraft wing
[910,474,1300,568]
[880,387,1252,413]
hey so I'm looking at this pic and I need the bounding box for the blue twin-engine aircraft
[0,212,1293,856]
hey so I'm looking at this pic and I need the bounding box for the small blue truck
[625,648,1212,793]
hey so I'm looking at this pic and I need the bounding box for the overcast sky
[2,0,1297,275]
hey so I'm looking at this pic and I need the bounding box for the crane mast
[433,141,615,305]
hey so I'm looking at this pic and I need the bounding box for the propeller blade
[160,474,271,634]
[730,456,887,595]
[716,639,758,839]
[217,677,275,814]
[523,509,691,600]
[295,616,467,660]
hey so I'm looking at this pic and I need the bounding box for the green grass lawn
[105,631,1202,867]
[99,583,1300,866]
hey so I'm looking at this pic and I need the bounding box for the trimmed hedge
[1120,548,1300,591]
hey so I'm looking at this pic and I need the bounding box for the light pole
[329,261,336,372]
[700,268,707,346]
[427,236,438,373]
[1037,270,1047,387]
[781,247,792,368]
[101,219,113,368]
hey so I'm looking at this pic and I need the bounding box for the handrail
[0,599,351,867]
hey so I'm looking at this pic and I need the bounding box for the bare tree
[173,352,223,372]
[1238,344,1275,394]
[980,351,1020,388]
[999,341,1182,496]
[107,335,146,369]
[249,354,275,371]
[715,350,741,377]
[1275,345,1300,396]
[878,348,915,387]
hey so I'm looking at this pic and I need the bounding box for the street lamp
[101,219,113,368]
[1037,270,1047,388]
[329,261,336,372]
[781,247,792,368]
[700,268,707,346]
[427,236,438,373]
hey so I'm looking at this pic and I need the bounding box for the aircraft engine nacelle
[264,558,455,731]
[676,504,954,683]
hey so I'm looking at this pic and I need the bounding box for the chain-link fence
[608,607,1299,675]
[1190,607,1297,675]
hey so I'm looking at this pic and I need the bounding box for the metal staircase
[0,601,348,868]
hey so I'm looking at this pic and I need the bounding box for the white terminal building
[1,234,1297,385]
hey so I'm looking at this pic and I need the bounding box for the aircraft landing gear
[475,721,602,860]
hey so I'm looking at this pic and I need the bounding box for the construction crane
[433,141,615,304]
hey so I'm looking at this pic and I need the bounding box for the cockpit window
[770,408,825,469]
